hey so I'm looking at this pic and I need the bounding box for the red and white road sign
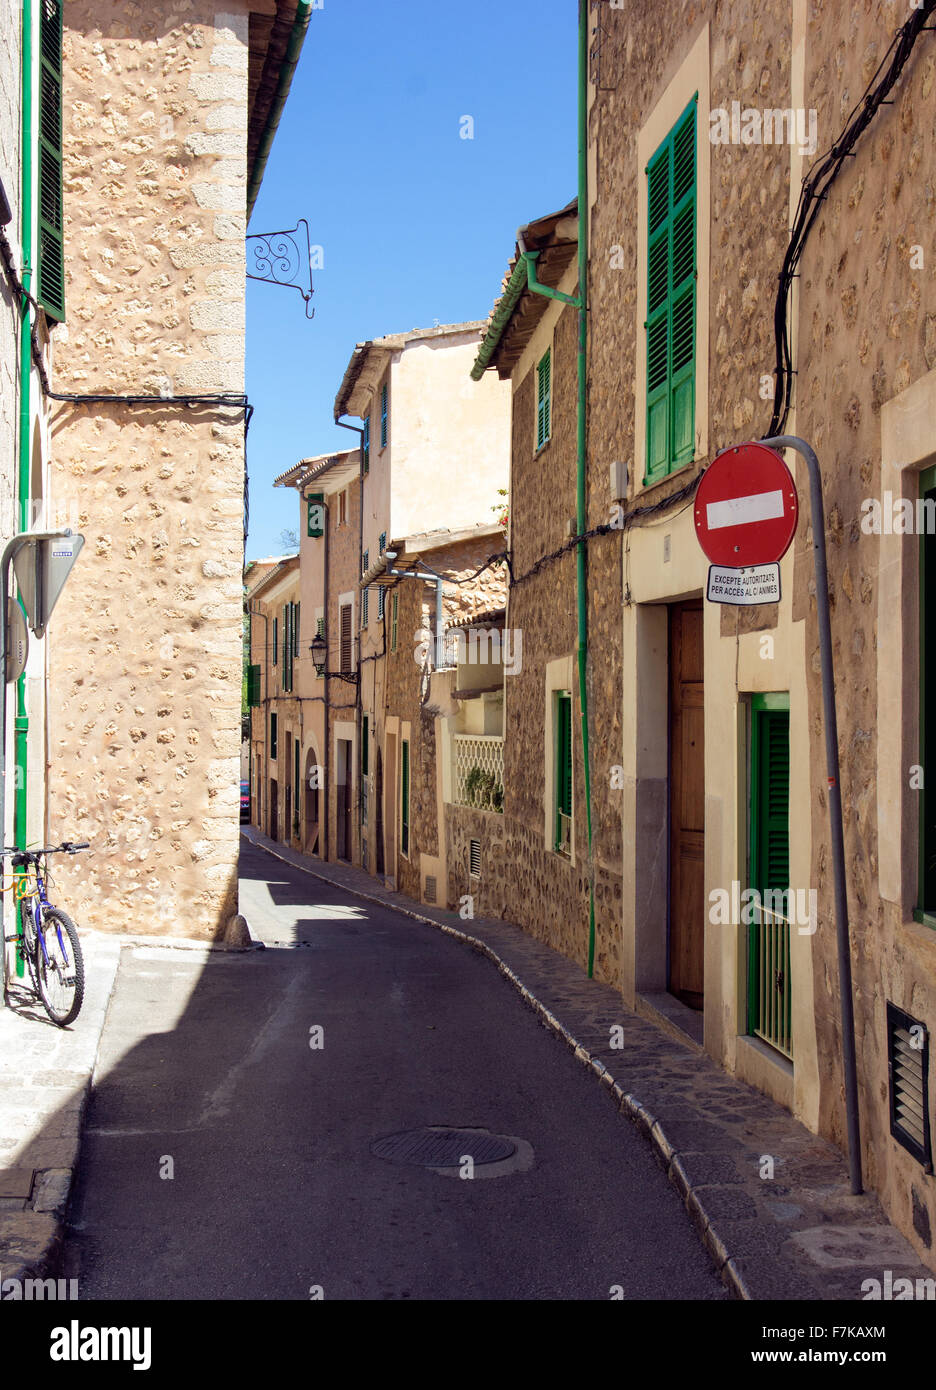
[694,442,798,567]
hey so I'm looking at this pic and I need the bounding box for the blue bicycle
[3,842,89,1026]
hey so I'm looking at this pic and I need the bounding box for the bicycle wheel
[34,908,84,1026]
[19,897,38,986]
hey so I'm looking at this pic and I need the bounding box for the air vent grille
[887,1002,932,1171]
[469,839,481,878]
[424,875,437,904]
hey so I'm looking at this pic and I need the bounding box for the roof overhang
[334,321,488,420]
[274,448,360,493]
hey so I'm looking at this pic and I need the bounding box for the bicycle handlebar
[0,842,90,858]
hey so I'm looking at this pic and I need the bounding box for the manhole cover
[371,1126,517,1167]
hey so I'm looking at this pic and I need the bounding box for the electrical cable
[767,0,936,435]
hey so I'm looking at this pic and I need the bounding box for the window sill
[912,909,936,931]
[534,438,551,459]
[640,456,700,495]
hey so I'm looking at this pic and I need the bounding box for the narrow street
[63,838,725,1301]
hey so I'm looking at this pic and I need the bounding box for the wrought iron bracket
[246,218,315,319]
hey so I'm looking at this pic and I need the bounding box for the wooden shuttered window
[246,665,261,707]
[390,591,398,651]
[380,382,388,447]
[377,586,385,621]
[747,696,792,1054]
[362,416,370,473]
[340,601,353,672]
[401,739,410,856]
[645,96,697,484]
[38,0,65,321]
[270,711,278,760]
[315,616,324,679]
[555,692,572,855]
[307,492,324,537]
[536,349,551,451]
[272,617,278,667]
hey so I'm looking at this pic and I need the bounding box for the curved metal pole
[761,434,862,1195]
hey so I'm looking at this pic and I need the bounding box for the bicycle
[3,842,89,1026]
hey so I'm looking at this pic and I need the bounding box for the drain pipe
[760,434,862,1196]
[517,4,595,976]
[14,0,34,858]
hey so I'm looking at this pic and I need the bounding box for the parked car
[240,780,250,823]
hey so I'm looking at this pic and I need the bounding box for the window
[645,95,697,484]
[247,665,261,706]
[391,591,398,651]
[272,616,278,667]
[307,492,324,537]
[282,603,296,693]
[340,602,353,672]
[362,416,370,474]
[362,549,369,576]
[554,692,572,855]
[270,711,278,761]
[361,715,369,829]
[378,531,386,554]
[536,348,551,451]
[401,739,410,856]
[887,1002,932,1169]
[747,694,792,1059]
[378,586,385,621]
[919,465,936,923]
[338,489,347,526]
[38,0,65,321]
[380,380,388,447]
[293,738,300,837]
[315,616,324,679]
[362,587,369,629]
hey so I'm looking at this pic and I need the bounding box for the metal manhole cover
[371,1126,517,1167]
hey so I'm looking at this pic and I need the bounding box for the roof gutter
[470,249,581,382]
[246,1,313,223]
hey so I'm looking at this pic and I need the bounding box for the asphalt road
[64,838,725,1300]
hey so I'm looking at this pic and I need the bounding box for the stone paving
[243,825,934,1301]
[0,932,121,1279]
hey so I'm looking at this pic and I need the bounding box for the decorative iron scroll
[246,218,315,318]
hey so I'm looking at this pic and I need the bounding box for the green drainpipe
[12,0,33,972]
[246,1,313,222]
[575,0,596,978]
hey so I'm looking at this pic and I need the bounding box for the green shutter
[272,617,278,666]
[315,616,324,679]
[751,706,790,895]
[37,0,65,321]
[380,382,388,447]
[536,349,551,451]
[391,591,398,651]
[401,740,409,855]
[270,711,277,760]
[307,492,324,538]
[378,532,386,554]
[919,467,936,920]
[362,416,370,473]
[247,664,261,706]
[645,96,697,484]
[555,692,572,850]
[362,716,369,777]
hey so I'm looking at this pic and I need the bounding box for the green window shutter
[401,740,410,855]
[645,96,697,484]
[377,586,385,621]
[380,382,388,447]
[555,692,572,850]
[751,706,790,895]
[536,349,551,451]
[391,591,398,651]
[247,664,261,706]
[362,416,370,473]
[362,586,369,629]
[307,492,324,538]
[315,616,324,679]
[272,616,278,667]
[378,532,386,554]
[282,605,288,688]
[362,716,369,777]
[270,711,278,760]
[37,0,65,321]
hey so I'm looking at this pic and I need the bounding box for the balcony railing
[453,734,504,813]
[749,903,792,1060]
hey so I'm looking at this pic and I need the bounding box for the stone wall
[46,2,253,938]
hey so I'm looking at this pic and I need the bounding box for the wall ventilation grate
[887,1002,932,1172]
[424,875,437,904]
[469,839,481,878]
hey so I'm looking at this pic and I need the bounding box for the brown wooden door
[669,600,705,1010]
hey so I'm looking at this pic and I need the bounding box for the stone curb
[244,830,747,1299]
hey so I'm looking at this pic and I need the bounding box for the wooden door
[384,732,397,884]
[668,600,705,1010]
[336,739,351,860]
[269,779,278,842]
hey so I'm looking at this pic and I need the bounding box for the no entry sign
[694,443,798,567]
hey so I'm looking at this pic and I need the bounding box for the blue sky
[245,0,577,560]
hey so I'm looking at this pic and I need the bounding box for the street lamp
[309,631,327,675]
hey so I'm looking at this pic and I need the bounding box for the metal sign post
[0,528,84,1003]
[760,434,862,1196]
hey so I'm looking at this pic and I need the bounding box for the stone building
[583,1,936,1269]
[39,1,311,939]
[269,448,362,864]
[245,550,299,843]
[375,526,507,905]
[471,200,625,986]
[333,321,511,886]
